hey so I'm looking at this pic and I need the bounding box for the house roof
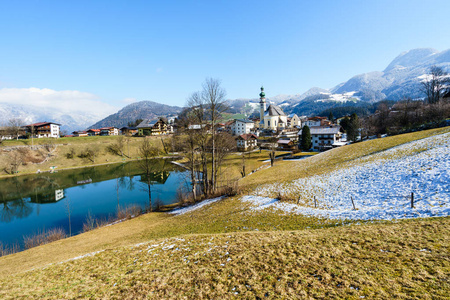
[307,126,341,135]
[264,105,286,117]
[237,133,258,141]
[100,127,117,130]
[308,116,327,121]
[25,122,61,127]
[235,119,254,124]
[288,113,298,118]
[136,119,158,128]
[87,129,101,132]
[137,118,167,129]
[277,139,292,144]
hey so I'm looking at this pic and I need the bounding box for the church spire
[259,86,266,124]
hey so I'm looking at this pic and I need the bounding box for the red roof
[87,129,101,132]
[237,133,258,141]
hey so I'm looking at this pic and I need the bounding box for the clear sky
[1,0,450,110]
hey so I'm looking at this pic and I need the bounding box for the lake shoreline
[0,155,183,179]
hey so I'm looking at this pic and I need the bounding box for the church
[259,86,288,131]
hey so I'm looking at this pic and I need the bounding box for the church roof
[264,105,286,117]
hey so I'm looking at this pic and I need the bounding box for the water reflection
[0,159,188,249]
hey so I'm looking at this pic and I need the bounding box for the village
[0,86,353,155]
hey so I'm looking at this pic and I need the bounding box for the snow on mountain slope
[243,132,450,221]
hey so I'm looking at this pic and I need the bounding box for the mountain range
[88,101,182,129]
[1,48,449,131]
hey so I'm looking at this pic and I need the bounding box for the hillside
[1,127,449,298]
[89,101,182,129]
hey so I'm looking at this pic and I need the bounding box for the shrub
[23,228,66,250]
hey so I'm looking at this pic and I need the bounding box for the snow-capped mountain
[0,103,112,134]
[332,48,450,101]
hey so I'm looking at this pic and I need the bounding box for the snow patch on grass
[243,133,450,221]
[169,197,224,216]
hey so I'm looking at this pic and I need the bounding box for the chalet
[24,122,61,138]
[100,127,119,136]
[137,118,169,136]
[277,139,296,150]
[72,131,88,137]
[236,133,258,151]
[231,119,255,136]
[120,127,138,136]
[87,129,101,136]
[299,126,343,151]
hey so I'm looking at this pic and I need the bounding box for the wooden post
[411,192,414,208]
[314,196,317,208]
[297,195,300,205]
[351,196,356,210]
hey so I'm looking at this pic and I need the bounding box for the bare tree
[420,65,450,104]
[8,118,23,140]
[187,91,210,195]
[268,137,278,167]
[137,139,160,211]
[107,135,129,158]
[201,78,228,192]
[212,132,235,187]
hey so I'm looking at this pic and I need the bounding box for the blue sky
[1,0,450,109]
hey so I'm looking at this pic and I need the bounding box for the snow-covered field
[243,133,450,221]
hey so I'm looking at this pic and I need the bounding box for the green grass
[1,127,449,298]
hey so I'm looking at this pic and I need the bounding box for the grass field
[0,127,449,298]
[0,135,168,177]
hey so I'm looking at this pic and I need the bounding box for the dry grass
[1,218,448,299]
[0,135,167,177]
[1,127,450,298]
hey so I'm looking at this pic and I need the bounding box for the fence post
[297,195,300,205]
[411,192,414,208]
[351,196,356,210]
[314,196,317,208]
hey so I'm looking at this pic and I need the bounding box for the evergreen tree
[301,125,312,151]
[347,113,360,142]
[328,111,334,123]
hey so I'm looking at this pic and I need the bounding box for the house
[299,126,343,151]
[277,139,296,150]
[137,117,169,136]
[303,117,330,128]
[287,113,301,128]
[24,122,61,138]
[87,129,101,136]
[100,127,119,136]
[236,133,258,151]
[120,127,138,136]
[232,119,255,136]
[72,130,88,137]
[258,87,288,131]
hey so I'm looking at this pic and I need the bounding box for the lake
[0,159,190,250]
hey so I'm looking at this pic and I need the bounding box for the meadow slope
[0,127,449,298]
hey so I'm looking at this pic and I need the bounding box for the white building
[259,86,288,131]
[24,122,60,138]
[299,126,343,151]
[232,119,255,136]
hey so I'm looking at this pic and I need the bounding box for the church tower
[259,86,266,125]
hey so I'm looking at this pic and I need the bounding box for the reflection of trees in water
[0,179,33,223]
